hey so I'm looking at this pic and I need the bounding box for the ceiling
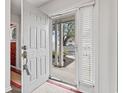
[40,0,92,16]
[11,0,92,16]
[27,0,52,7]
[11,0,52,15]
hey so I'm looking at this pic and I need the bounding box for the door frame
[21,0,24,93]
[10,21,20,70]
[49,9,79,87]
[48,2,99,93]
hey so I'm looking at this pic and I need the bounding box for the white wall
[11,13,21,70]
[5,0,21,92]
[40,0,94,16]
[11,0,21,16]
[5,0,11,92]
[109,0,117,92]
[98,0,117,93]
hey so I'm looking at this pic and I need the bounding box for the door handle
[22,45,30,75]
[23,63,30,75]
[22,52,30,75]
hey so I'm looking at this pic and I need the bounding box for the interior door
[77,5,96,93]
[21,0,50,93]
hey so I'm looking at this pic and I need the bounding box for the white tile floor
[32,82,77,93]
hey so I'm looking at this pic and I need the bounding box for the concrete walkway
[51,60,76,85]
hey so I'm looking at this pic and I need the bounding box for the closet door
[77,5,96,93]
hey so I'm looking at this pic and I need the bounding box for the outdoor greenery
[52,20,75,58]
[63,21,75,46]
[53,21,75,46]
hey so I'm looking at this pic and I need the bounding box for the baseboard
[11,66,21,75]
[47,80,81,93]
[11,80,21,88]
[5,86,12,93]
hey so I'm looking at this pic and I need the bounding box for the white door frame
[49,10,79,86]
[5,0,21,92]
[10,21,20,70]
[5,0,11,92]
[49,2,99,93]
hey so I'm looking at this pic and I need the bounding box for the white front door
[21,0,50,93]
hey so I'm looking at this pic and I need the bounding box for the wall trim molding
[5,86,12,92]
[49,0,95,17]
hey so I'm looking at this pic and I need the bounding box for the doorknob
[22,52,30,75]
[22,45,30,75]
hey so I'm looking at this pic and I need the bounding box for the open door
[77,5,96,93]
[21,0,50,93]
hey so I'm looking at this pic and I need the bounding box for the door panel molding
[21,0,50,93]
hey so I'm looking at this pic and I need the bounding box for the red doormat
[47,80,82,93]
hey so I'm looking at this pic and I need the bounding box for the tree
[63,21,75,46]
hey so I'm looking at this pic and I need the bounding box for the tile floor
[7,81,81,93]
[7,85,21,93]
[32,81,80,93]
[7,71,21,93]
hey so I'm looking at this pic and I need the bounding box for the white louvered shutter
[78,5,95,93]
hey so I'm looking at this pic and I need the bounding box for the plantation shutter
[78,5,95,93]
